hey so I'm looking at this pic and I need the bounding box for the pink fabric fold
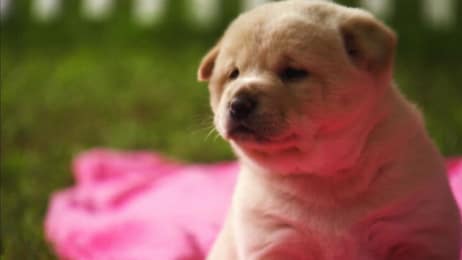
[44,149,462,260]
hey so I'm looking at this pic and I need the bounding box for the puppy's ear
[339,13,396,77]
[197,42,221,82]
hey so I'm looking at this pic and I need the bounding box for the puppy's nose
[229,95,257,120]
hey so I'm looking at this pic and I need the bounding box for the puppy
[198,1,461,259]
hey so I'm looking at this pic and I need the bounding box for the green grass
[0,42,235,259]
[1,26,462,260]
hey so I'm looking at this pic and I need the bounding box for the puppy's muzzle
[226,91,260,138]
[229,95,257,121]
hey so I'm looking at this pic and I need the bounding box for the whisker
[188,114,215,136]
[213,131,222,141]
[204,127,217,141]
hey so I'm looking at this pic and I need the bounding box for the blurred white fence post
[83,0,113,20]
[2,0,458,31]
[423,0,455,28]
[133,0,166,26]
[360,0,392,19]
[0,0,10,20]
[33,0,61,21]
[242,0,270,10]
[189,0,219,28]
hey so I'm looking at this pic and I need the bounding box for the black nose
[229,96,257,120]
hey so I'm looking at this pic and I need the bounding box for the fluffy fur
[198,1,461,259]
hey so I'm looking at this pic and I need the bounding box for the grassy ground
[1,8,462,260]
[0,41,235,259]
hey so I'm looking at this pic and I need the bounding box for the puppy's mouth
[226,121,297,151]
[228,123,256,138]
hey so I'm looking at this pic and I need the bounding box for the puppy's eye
[229,68,240,80]
[279,67,308,82]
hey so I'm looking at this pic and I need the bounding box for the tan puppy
[198,1,460,259]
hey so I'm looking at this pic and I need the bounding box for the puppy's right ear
[197,42,221,82]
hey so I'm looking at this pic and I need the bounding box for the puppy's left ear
[197,42,221,82]
[339,12,397,78]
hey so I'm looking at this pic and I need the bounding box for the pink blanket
[45,149,462,260]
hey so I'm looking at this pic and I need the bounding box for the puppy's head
[198,1,396,174]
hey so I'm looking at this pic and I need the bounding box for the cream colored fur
[198,1,460,259]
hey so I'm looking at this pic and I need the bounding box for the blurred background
[1,0,461,259]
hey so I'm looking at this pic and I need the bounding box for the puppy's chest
[234,187,374,259]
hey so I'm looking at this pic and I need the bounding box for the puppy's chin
[232,141,308,174]
[229,131,299,152]
[227,129,311,174]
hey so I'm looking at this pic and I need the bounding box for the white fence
[0,0,457,28]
